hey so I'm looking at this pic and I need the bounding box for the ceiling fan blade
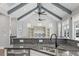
[41,11,45,13]
[38,18,46,21]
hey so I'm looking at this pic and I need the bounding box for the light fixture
[35,3,47,21]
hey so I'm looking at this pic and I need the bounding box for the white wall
[0,14,10,47]
[72,8,79,40]
[10,17,17,36]
[58,7,79,40]
[58,21,62,37]
[58,17,71,38]
[17,13,58,38]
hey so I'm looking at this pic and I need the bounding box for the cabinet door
[30,50,49,56]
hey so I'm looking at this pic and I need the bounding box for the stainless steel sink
[37,46,79,56]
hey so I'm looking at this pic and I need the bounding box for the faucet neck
[50,34,58,49]
[50,34,57,40]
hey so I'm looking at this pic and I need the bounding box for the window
[73,14,79,40]
[62,20,69,38]
[64,30,66,37]
[76,30,79,37]
[75,22,79,38]
[28,26,50,38]
[63,25,69,38]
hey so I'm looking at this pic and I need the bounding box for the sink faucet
[50,34,58,49]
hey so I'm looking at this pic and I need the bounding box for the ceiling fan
[35,3,47,21]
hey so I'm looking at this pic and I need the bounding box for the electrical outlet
[39,40,43,43]
[20,40,24,42]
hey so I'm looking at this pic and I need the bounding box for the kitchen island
[2,38,78,56]
[4,43,79,56]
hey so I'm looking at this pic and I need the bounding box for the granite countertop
[57,44,79,51]
[4,37,79,56]
[4,43,79,56]
[5,44,79,51]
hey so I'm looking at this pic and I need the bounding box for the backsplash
[10,38,67,45]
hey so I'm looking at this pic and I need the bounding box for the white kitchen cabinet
[5,48,30,56]
[30,50,49,56]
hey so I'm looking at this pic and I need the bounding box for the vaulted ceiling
[0,3,79,21]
